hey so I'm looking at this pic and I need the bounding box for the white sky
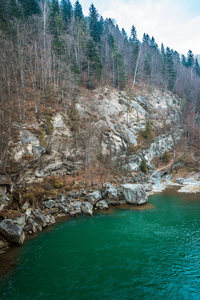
[72,0,200,56]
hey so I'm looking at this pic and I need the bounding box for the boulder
[103,183,119,204]
[0,219,25,245]
[96,200,109,210]
[45,215,56,226]
[81,202,93,216]
[32,209,47,228]
[58,203,68,214]
[68,201,82,215]
[121,184,148,205]
[68,191,79,199]
[24,216,42,234]
[44,199,56,209]
[57,193,65,203]
[87,191,102,205]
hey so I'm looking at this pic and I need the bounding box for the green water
[1,191,200,299]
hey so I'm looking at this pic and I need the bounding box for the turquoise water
[1,191,200,299]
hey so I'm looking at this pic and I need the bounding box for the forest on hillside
[0,0,200,173]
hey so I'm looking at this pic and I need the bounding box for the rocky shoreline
[1,172,200,256]
[0,183,148,255]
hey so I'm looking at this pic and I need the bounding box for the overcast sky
[72,0,200,56]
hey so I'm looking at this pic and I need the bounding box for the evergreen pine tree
[194,58,200,76]
[19,0,40,18]
[142,33,150,46]
[89,4,100,43]
[0,1,7,30]
[74,0,83,20]
[181,54,187,66]
[144,53,151,78]
[8,0,22,19]
[48,0,62,37]
[150,36,158,50]
[61,0,72,26]
[165,47,176,91]
[161,43,166,77]
[130,25,137,43]
[130,25,139,76]
[121,28,128,41]
[86,39,102,88]
[186,50,194,68]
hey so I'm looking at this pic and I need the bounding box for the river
[0,189,200,299]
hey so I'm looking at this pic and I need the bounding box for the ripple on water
[1,191,200,299]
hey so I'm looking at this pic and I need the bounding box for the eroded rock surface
[0,219,25,245]
[121,184,148,205]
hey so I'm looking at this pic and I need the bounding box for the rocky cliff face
[7,87,182,185]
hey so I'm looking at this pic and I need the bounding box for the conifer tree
[194,58,200,77]
[144,53,151,78]
[0,1,7,30]
[86,39,102,88]
[186,50,194,68]
[8,0,22,19]
[89,4,100,43]
[19,0,41,18]
[181,54,187,66]
[74,0,83,20]
[121,28,128,41]
[130,25,137,43]
[48,0,62,37]
[165,47,176,91]
[61,0,72,26]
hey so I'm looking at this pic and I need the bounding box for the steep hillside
[6,86,182,184]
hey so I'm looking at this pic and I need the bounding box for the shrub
[140,158,147,173]
[162,151,170,163]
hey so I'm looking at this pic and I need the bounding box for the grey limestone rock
[81,202,93,216]
[103,183,119,204]
[68,201,82,215]
[0,219,25,245]
[96,200,109,210]
[24,216,42,234]
[87,191,102,205]
[58,203,68,214]
[121,184,148,205]
[44,199,56,209]
[32,209,47,228]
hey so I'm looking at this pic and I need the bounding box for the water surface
[1,190,200,299]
